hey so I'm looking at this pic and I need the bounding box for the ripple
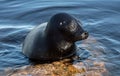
[0,1,120,76]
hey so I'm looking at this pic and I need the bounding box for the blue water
[0,0,120,76]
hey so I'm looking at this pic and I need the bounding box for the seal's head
[46,13,88,42]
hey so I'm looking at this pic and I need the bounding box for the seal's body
[22,13,88,61]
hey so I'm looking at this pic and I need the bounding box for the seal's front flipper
[73,47,92,61]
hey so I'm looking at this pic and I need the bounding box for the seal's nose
[81,31,89,39]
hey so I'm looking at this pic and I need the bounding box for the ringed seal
[22,13,89,61]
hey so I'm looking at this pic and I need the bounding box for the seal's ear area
[58,20,75,31]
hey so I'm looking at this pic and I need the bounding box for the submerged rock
[8,59,85,76]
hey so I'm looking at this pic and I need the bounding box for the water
[0,0,120,76]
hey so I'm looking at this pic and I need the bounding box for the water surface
[0,0,120,76]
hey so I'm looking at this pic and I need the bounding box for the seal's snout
[81,31,89,39]
[73,31,89,41]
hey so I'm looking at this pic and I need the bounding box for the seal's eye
[63,21,66,24]
[60,22,63,26]
[59,21,66,26]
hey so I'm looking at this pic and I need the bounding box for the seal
[22,13,89,61]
